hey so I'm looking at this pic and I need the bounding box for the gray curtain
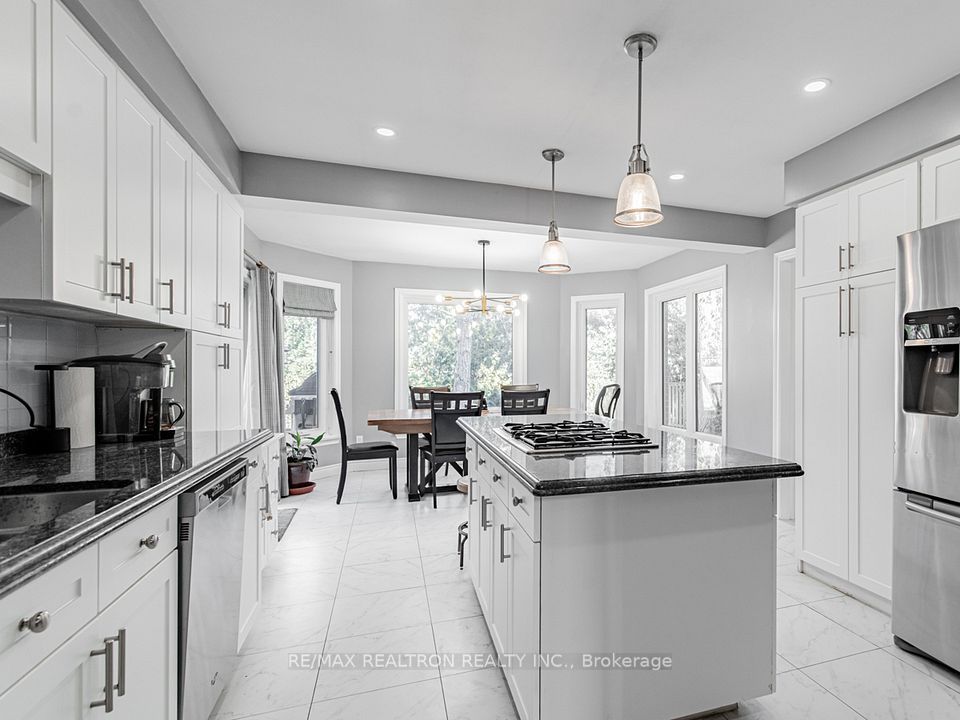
[244,261,289,495]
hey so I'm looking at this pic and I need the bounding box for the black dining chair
[410,385,450,480]
[501,389,550,416]
[421,391,483,508]
[594,384,621,418]
[330,388,398,504]
[501,383,539,392]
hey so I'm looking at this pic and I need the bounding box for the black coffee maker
[69,343,179,443]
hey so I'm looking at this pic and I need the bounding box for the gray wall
[250,209,796,465]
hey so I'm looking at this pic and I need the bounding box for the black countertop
[0,429,275,596]
[459,413,802,496]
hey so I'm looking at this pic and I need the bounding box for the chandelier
[436,240,526,316]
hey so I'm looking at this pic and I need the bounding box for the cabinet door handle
[838,245,845,272]
[469,477,477,505]
[139,534,159,550]
[109,258,126,299]
[18,610,50,633]
[499,523,511,563]
[847,284,855,335]
[481,497,491,529]
[126,262,135,303]
[838,286,846,337]
[847,243,855,269]
[90,637,116,712]
[115,628,127,697]
[161,278,175,314]
[218,302,229,327]
[219,343,231,370]
[226,301,232,329]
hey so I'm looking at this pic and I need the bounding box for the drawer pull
[18,610,50,634]
[512,496,524,506]
[492,473,501,483]
[140,534,159,550]
[500,524,511,563]
[477,457,486,466]
[481,497,492,529]
[249,459,260,468]
[272,454,280,460]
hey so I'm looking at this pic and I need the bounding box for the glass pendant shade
[538,223,570,274]
[614,171,663,227]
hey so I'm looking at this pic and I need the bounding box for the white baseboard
[799,561,891,615]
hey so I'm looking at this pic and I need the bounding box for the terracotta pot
[288,461,313,487]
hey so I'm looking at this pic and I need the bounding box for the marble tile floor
[211,466,960,720]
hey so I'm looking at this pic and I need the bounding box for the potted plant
[286,431,324,491]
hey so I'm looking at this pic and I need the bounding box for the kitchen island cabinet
[461,413,803,720]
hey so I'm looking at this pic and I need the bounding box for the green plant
[286,431,324,471]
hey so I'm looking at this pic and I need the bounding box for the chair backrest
[429,391,484,453]
[501,389,550,416]
[501,383,538,392]
[330,388,349,456]
[594,384,622,418]
[410,385,450,409]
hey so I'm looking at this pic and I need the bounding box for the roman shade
[283,282,337,318]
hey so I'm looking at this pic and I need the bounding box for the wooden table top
[367,407,571,435]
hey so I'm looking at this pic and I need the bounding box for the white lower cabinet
[796,270,896,599]
[504,518,540,720]
[0,551,177,720]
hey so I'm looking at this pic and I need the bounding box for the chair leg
[458,521,468,570]
[389,455,397,500]
[335,460,348,505]
[433,461,438,509]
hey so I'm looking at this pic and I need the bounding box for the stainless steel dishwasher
[178,457,248,720]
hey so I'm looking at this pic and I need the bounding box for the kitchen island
[459,413,803,720]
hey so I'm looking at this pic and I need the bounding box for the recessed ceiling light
[375,127,396,137]
[669,173,685,181]
[803,79,830,93]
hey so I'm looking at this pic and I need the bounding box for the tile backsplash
[0,313,98,433]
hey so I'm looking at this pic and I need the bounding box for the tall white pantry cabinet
[795,163,918,601]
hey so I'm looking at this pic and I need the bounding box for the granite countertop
[0,428,275,596]
[459,412,803,496]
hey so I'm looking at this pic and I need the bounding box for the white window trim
[277,273,342,444]
[570,293,625,413]
[643,266,727,442]
[394,287,528,409]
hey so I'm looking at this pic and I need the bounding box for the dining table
[366,407,572,502]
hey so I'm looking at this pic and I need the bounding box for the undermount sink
[0,485,132,536]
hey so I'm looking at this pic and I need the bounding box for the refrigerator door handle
[906,498,960,528]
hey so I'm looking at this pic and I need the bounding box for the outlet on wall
[356,435,363,443]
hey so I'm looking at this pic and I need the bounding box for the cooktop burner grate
[499,420,658,454]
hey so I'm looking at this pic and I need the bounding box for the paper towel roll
[54,367,95,448]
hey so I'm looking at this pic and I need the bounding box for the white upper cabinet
[158,120,193,328]
[848,164,918,277]
[190,162,223,334]
[0,0,52,173]
[51,1,117,312]
[219,192,244,339]
[115,73,161,322]
[796,191,848,287]
[921,143,960,228]
[797,163,918,288]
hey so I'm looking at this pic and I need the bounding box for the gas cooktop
[497,420,658,455]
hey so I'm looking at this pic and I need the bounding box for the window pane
[407,302,513,407]
[284,315,319,431]
[662,297,687,428]
[585,307,618,409]
[696,288,724,435]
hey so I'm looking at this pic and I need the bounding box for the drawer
[489,457,510,506]
[509,476,540,541]
[0,544,98,693]
[98,498,177,609]
[473,443,493,481]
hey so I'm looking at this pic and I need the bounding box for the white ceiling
[241,197,756,274]
[144,0,960,218]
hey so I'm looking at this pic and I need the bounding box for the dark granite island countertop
[0,428,275,597]
[458,411,802,496]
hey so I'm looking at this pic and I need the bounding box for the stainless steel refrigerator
[894,219,960,672]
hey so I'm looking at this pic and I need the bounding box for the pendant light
[614,32,663,228]
[436,240,524,315]
[539,148,571,274]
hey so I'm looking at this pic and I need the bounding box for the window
[279,275,341,438]
[395,289,527,408]
[644,267,726,439]
[570,294,625,413]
